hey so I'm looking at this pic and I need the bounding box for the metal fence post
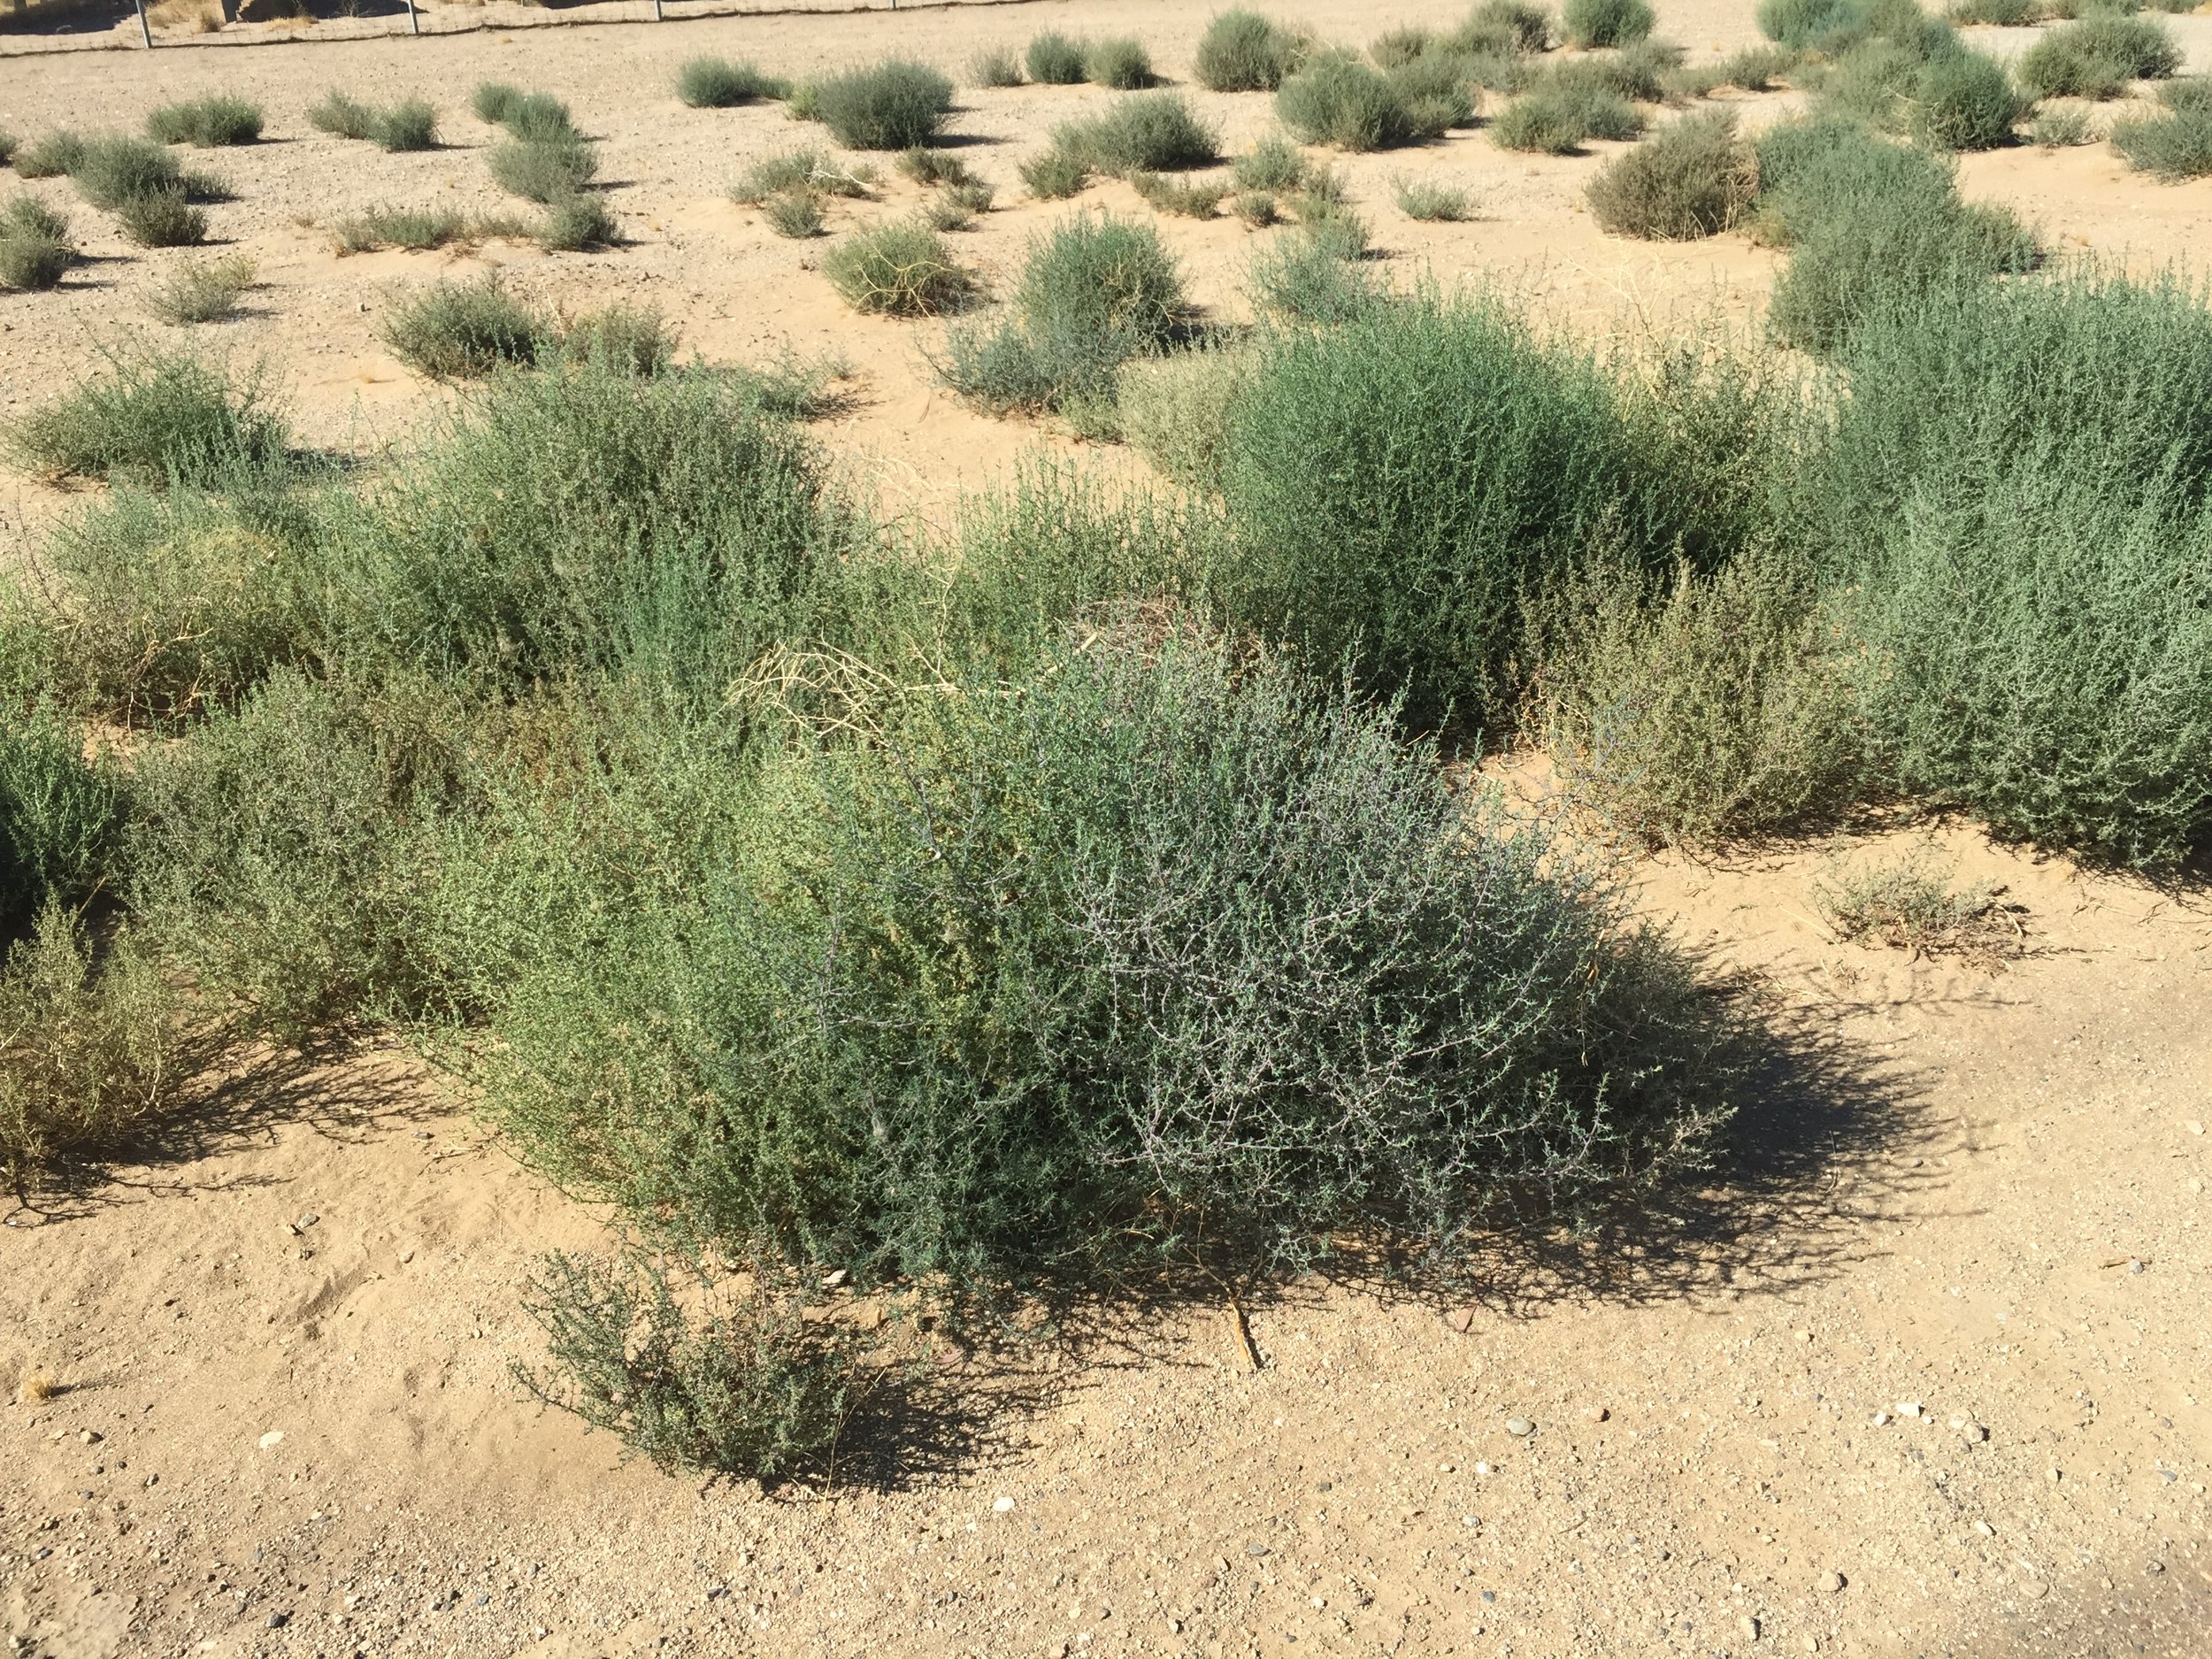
[405,0,419,33]
[135,0,153,46]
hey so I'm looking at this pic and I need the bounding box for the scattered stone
[1740,1614,1761,1641]
[144,1473,158,1487]
[1896,1402,1924,1419]
[1438,1462,1455,1474]
[1446,1308,1473,1334]
[993,1496,1016,1514]
[257,1431,284,1451]
[1819,1571,1847,1594]
[1586,1406,1609,1422]
[1316,1480,1332,1493]
[1246,1543,1270,1557]
[1801,1638,1820,1654]
[1963,1423,1989,1442]
[79,1430,99,1445]
[1794,1330,1813,1344]
[1473,1462,1491,1476]
[2021,1578,2048,1601]
[2047,1466,2063,1484]
[1504,1417,1533,1438]
[1460,1515,1480,1529]
[2146,1560,2165,1575]
[1871,1411,1891,1426]
[296,1213,318,1230]
[1974,1521,1995,1539]
[821,1269,849,1289]
[265,1612,288,1629]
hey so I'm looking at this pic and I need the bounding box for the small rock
[1740,1614,1761,1642]
[1316,1479,1333,1493]
[1896,1402,1924,1419]
[821,1268,849,1289]
[1460,1514,1480,1529]
[993,1496,1016,1514]
[2186,1119,2205,1136]
[1794,1329,1813,1344]
[1503,1417,1533,1438]
[1438,1462,1455,1474]
[2021,1578,2048,1601]
[1963,1423,1989,1443]
[1974,1521,1995,1539]
[1246,1543,1270,1557]
[2047,1466,2063,1483]
[79,1430,99,1445]
[265,1612,288,1629]
[144,1473,157,1487]
[1871,1411,1891,1426]
[1801,1638,1820,1655]
[399,1249,415,1264]
[257,1431,284,1451]
[1446,1307,1473,1333]
[1586,1406,1609,1422]
[2128,1258,2144,1275]
[296,1213,319,1230]
[2146,1560,2165,1576]
[1820,1571,1847,1594]
[1473,1461,1491,1476]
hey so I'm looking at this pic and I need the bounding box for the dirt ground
[3,4,2211,1658]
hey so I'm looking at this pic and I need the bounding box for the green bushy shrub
[0,196,73,291]
[1116,345,1257,489]
[71,135,185,210]
[0,710,126,926]
[488,134,598,203]
[474,85,577,142]
[971,45,1025,88]
[1536,546,1863,846]
[115,189,207,249]
[1393,175,1474,221]
[809,61,955,150]
[147,252,256,324]
[7,349,286,485]
[1233,133,1312,191]
[1757,0,1877,50]
[13,132,87,180]
[2114,94,2212,178]
[1021,144,1092,200]
[1449,0,1554,55]
[1492,75,1644,153]
[145,94,263,147]
[1247,232,1387,322]
[480,627,1741,1291]
[0,907,184,1191]
[2017,13,2179,99]
[1086,37,1156,90]
[1277,53,1423,150]
[676,57,788,108]
[1194,10,1309,92]
[1027,31,1088,84]
[730,149,875,205]
[1053,93,1219,174]
[1909,49,2023,149]
[940,211,1187,418]
[306,90,380,141]
[1586,110,1754,239]
[822,221,973,317]
[334,204,465,252]
[311,91,440,150]
[1564,0,1656,48]
[384,277,545,379]
[1216,296,1734,730]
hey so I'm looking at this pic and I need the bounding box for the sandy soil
[3,5,2211,1658]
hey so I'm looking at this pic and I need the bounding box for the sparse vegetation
[147,253,256,324]
[2113,81,2212,177]
[1277,52,1440,150]
[1248,224,1386,322]
[676,57,788,109]
[115,190,209,250]
[1194,10,1309,93]
[488,134,598,204]
[14,133,87,180]
[1586,110,1755,240]
[2030,103,2096,147]
[1087,38,1156,91]
[145,94,263,148]
[764,188,826,238]
[970,45,1025,88]
[1492,74,1644,154]
[308,91,439,151]
[1814,850,2016,956]
[1052,93,1220,176]
[1026,31,1089,85]
[1133,171,1228,218]
[2017,13,2179,100]
[0,196,73,291]
[1910,50,2023,150]
[822,219,973,316]
[333,204,467,253]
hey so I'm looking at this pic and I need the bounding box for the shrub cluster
[675,57,789,108]
[798,60,956,150]
[1493,62,1647,154]
[822,220,974,317]
[307,90,439,151]
[1586,110,1755,239]
[6,349,287,484]
[1025,93,1219,196]
[38,134,225,248]
[1276,51,1473,150]
[2017,13,2179,100]
[1025,31,1155,89]
[0,196,73,292]
[1194,10,1310,92]
[2114,79,2212,179]
[145,94,263,148]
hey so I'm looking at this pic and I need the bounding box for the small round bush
[1452,0,1554,54]
[1911,50,2022,150]
[1021,145,1092,199]
[1586,110,1754,238]
[1194,9,1308,93]
[1016,211,1186,349]
[13,132,86,180]
[1492,79,1643,154]
[488,137,599,204]
[2114,101,2212,179]
[0,198,73,291]
[6,349,285,484]
[116,190,208,249]
[1056,93,1219,174]
[145,95,264,148]
[970,46,1025,88]
[1026,31,1089,85]
[1563,0,1656,49]
[1756,0,1873,50]
[821,220,972,317]
[1277,54,1416,151]
[2018,14,2181,101]
[810,60,956,150]
[383,277,543,379]
[1086,37,1155,90]
[763,188,826,238]
[376,99,440,153]
[540,192,618,251]
[677,57,786,108]
[72,136,181,211]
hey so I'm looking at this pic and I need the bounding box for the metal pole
[652,0,662,18]
[405,0,419,34]
[134,0,152,47]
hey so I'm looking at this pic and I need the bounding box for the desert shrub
[146,252,255,324]
[1233,134,1311,192]
[1814,37,1932,126]
[2113,93,2212,177]
[1277,53,1421,150]
[1131,171,1227,218]
[1536,546,1863,846]
[0,133,17,169]
[488,135,598,203]
[0,907,183,1191]
[1755,116,2034,352]
[114,189,207,249]
[1371,27,1435,68]
[383,277,544,378]
[2030,103,2095,145]
[72,135,184,210]
[520,1249,873,1480]
[1813,849,2014,955]
[731,150,875,204]
[677,57,787,108]
[0,710,126,926]
[539,192,617,252]
[1757,0,1877,50]
[145,94,262,147]
[764,189,826,237]
[2017,13,2178,99]
[946,180,995,215]
[1382,50,1479,134]
[476,86,577,142]
[1909,49,2022,148]
[14,132,87,180]
[1294,195,1371,257]
[23,486,320,725]
[1116,344,1256,488]
[1492,77,1644,153]
[1394,176,1473,221]
[822,220,972,316]
[1087,37,1156,90]
[1054,93,1219,174]
[1233,189,1279,227]
[1246,232,1386,322]
[940,211,1186,417]
[558,304,678,377]
[1586,110,1754,239]
[481,626,1740,1293]
[1195,9,1309,92]
[923,194,974,232]
[1216,295,1737,729]
[1946,0,2035,21]
[1717,43,1801,91]
[1026,31,1089,85]
[1450,0,1555,54]
[8,349,285,485]
[0,196,72,291]
[313,90,438,150]
[1021,144,1092,199]
[1564,0,1655,48]
[897,147,972,187]
[334,204,465,252]
[971,45,1025,88]
[808,61,955,150]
